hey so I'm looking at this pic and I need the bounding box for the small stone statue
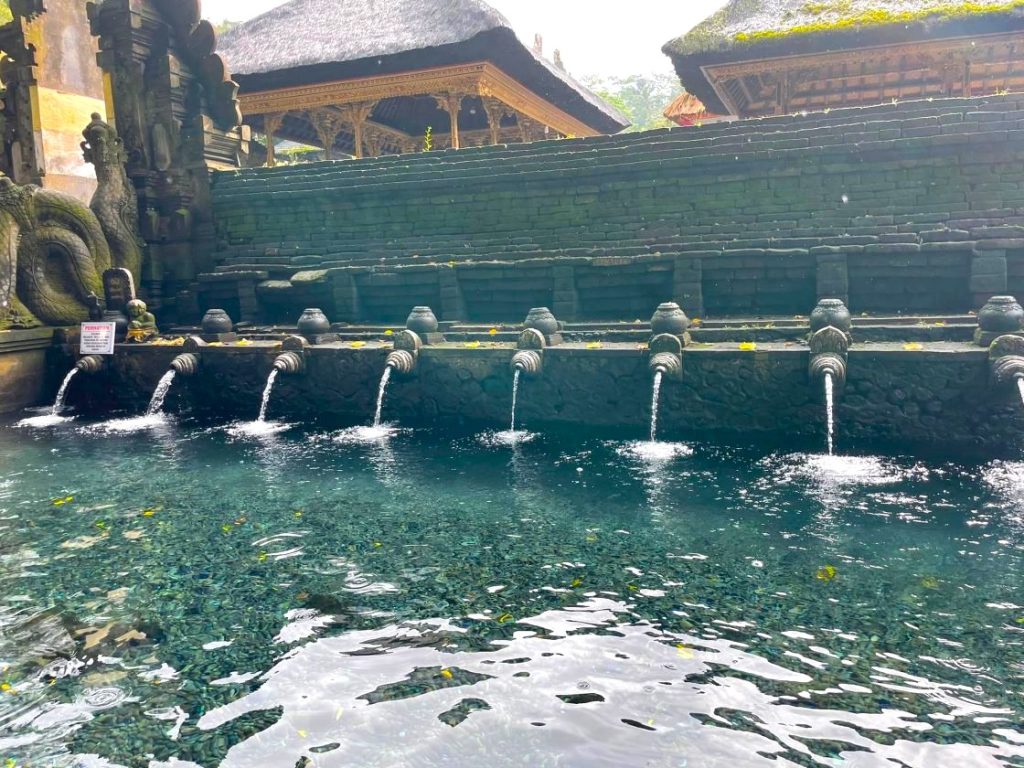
[126,298,158,341]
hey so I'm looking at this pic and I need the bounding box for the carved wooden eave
[701,31,1024,117]
[239,62,600,140]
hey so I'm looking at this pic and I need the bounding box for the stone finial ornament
[976,296,1024,347]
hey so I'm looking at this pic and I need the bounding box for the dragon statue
[0,114,141,328]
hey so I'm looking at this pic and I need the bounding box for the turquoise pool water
[1,413,1023,767]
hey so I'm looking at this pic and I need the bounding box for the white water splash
[17,368,79,427]
[258,369,279,423]
[649,370,664,443]
[334,425,400,444]
[52,368,78,415]
[1017,378,1024,411]
[89,414,168,433]
[146,370,177,416]
[825,372,835,456]
[373,366,393,428]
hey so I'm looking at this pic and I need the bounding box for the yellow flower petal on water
[489,328,498,335]
[207,342,224,347]
[691,318,703,326]
[141,508,157,518]
[52,496,73,506]
[257,551,268,563]
[816,565,837,582]
[441,669,453,679]
[1,682,10,692]
[464,341,481,349]
[933,321,946,327]
[739,342,757,351]
[903,343,924,351]
[496,613,514,624]
[294,510,303,518]
[235,339,252,346]
[221,524,233,534]
[350,341,366,349]
[920,576,939,589]
[627,584,639,592]
[373,541,383,549]
[384,330,394,336]
[586,342,602,349]
[570,577,583,588]
[676,643,695,660]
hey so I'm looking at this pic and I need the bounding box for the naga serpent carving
[0,114,141,327]
[82,113,143,281]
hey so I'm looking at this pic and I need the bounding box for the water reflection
[198,598,1024,768]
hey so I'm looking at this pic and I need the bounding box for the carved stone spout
[809,326,850,389]
[273,351,305,375]
[75,355,107,374]
[990,335,1024,388]
[170,353,200,377]
[385,350,416,375]
[648,333,684,380]
[511,349,542,377]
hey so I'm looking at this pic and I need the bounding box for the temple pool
[1,416,1023,767]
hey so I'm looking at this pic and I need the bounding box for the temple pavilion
[663,0,1024,119]
[216,0,627,164]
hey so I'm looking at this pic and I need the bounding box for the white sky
[202,0,729,77]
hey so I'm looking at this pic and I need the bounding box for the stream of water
[146,370,177,416]
[373,365,394,428]
[510,367,521,434]
[257,369,279,423]
[649,370,663,443]
[52,368,78,415]
[825,371,835,456]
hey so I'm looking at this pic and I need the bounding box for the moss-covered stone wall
[209,95,1024,322]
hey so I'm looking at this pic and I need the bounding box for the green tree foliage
[583,73,681,133]
[0,1,12,25]
[213,19,237,35]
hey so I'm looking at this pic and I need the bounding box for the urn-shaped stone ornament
[810,298,852,335]
[201,308,234,335]
[650,302,690,336]
[978,296,1024,334]
[524,307,560,337]
[297,308,331,336]
[405,306,439,335]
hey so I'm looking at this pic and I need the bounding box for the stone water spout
[75,355,107,374]
[808,299,852,455]
[990,335,1024,388]
[170,353,200,377]
[273,351,305,375]
[511,349,542,377]
[647,302,690,380]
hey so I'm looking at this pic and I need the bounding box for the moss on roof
[666,0,1024,56]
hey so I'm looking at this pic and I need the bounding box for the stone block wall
[207,95,1024,322]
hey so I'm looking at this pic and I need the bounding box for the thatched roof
[666,0,1024,58]
[219,0,508,76]
[663,0,1024,114]
[218,0,626,134]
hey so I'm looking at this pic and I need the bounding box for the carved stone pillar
[434,92,464,150]
[309,108,346,160]
[262,112,285,167]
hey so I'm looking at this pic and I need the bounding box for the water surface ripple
[0,418,1021,767]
